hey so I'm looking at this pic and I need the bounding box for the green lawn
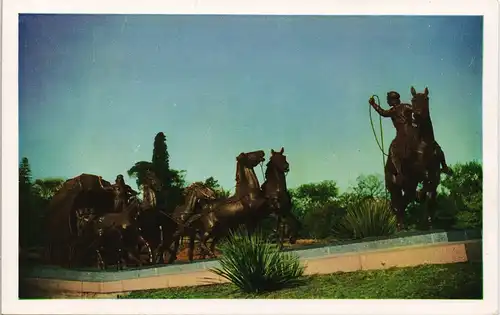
[122,262,482,299]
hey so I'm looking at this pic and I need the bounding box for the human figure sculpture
[369,91,415,186]
[113,174,138,212]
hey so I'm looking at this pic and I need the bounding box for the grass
[122,262,482,299]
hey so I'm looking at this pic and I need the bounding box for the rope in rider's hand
[369,95,388,170]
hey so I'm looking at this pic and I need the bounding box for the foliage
[203,176,231,199]
[339,174,386,208]
[351,174,386,199]
[440,161,482,230]
[19,158,36,247]
[291,180,339,205]
[290,181,340,238]
[209,227,305,293]
[301,201,344,239]
[19,157,32,189]
[32,178,65,201]
[127,132,187,212]
[151,132,170,178]
[405,194,460,230]
[333,198,397,239]
[123,262,482,299]
[127,161,155,189]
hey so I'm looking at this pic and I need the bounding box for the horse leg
[275,215,284,249]
[96,249,106,270]
[198,231,214,259]
[423,173,439,230]
[425,190,437,230]
[388,186,405,231]
[117,248,123,270]
[209,236,219,258]
[187,232,196,262]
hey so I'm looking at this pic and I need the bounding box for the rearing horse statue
[186,150,267,258]
[261,147,301,248]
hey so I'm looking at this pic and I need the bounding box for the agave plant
[210,227,305,293]
[332,198,397,239]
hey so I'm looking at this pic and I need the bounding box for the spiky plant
[332,198,397,239]
[210,227,305,293]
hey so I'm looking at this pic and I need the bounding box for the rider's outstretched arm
[370,99,395,117]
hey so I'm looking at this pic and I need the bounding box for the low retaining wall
[20,229,482,296]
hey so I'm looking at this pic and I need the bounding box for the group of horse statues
[41,85,451,270]
[369,86,453,231]
[43,147,301,270]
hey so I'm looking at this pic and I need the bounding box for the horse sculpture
[377,87,450,230]
[182,150,267,259]
[158,182,218,263]
[409,86,451,228]
[261,147,301,248]
[70,192,153,269]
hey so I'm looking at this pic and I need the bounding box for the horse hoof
[396,223,405,232]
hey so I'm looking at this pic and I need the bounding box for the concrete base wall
[21,239,481,297]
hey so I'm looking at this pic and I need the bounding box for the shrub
[210,227,305,293]
[332,198,397,239]
[302,201,344,239]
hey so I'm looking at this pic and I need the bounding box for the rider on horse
[113,174,138,212]
[369,91,452,184]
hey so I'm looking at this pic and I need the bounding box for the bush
[441,161,482,230]
[405,194,460,230]
[302,201,345,239]
[332,198,397,239]
[210,227,305,293]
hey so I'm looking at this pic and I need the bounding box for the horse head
[268,147,290,174]
[185,182,217,201]
[410,86,430,126]
[234,150,266,195]
[236,150,265,168]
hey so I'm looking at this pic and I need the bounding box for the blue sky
[19,15,483,192]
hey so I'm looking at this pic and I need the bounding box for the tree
[19,157,32,191]
[127,161,155,189]
[19,157,35,247]
[128,132,187,212]
[292,180,339,205]
[203,176,231,199]
[352,174,385,199]
[289,180,341,239]
[339,174,386,208]
[151,132,170,186]
[32,178,65,201]
[440,161,482,229]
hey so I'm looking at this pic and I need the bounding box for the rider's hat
[387,91,401,100]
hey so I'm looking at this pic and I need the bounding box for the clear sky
[19,15,483,192]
